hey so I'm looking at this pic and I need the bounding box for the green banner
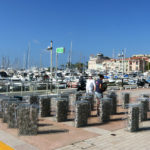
[56,47,65,53]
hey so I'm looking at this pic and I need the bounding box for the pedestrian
[77,76,86,91]
[94,74,104,116]
[86,74,95,94]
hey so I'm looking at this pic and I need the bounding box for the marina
[1,0,150,149]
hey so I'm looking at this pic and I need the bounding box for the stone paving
[0,88,150,150]
[56,121,150,150]
[56,89,150,150]
[0,130,38,150]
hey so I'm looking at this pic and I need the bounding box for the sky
[0,0,150,68]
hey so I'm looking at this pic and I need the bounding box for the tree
[145,62,150,71]
[74,62,84,73]
[60,64,65,70]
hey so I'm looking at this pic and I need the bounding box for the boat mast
[68,41,72,70]
[28,43,30,69]
[70,41,72,69]
[23,53,26,69]
[112,49,115,59]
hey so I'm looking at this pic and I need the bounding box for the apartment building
[88,53,110,71]
[88,54,148,73]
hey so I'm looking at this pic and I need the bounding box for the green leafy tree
[146,62,150,71]
[74,62,84,73]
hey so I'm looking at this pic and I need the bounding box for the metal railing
[0,81,67,96]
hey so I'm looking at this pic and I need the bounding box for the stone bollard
[38,96,51,117]
[74,101,89,127]
[55,98,69,122]
[81,94,95,117]
[99,98,112,123]
[139,94,150,111]
[50,94,61,114]
[22,95,31,103]
[0,96,10,118]
[127,104,140,132]
[85,93,95,110]
[122,93,130,109]
[1,98,18,123]
[17,104,38,135]
[7,101,22,128]
[80,98,91,117]
[61,93,70,111]
[137,98,149,121]
[107,91,117,114]
[69,92,83,106]
[30,95,39,105]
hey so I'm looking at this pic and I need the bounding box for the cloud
[33,40,41,44]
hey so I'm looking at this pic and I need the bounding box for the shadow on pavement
[116,112,127,115]
[38,129,69,134]
[86,122,105,127]
[110,118,124,121]
[38,123,53,127]
[138,127,150,132]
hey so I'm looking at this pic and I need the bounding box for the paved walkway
[1,121,150,150]
[0,130,38,150]
[56,121,150,150]
[0,88,150,150]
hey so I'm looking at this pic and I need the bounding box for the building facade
[88,54,148,73]
[88,53,110,71]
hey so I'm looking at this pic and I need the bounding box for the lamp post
[118,50,125,76]
[47,40,53,92]
[118,50,125,87]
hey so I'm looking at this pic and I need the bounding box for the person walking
[86,74,95,94]
[77,76,86,91]
[94,74,104,116]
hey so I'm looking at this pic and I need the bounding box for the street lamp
[47,40,53,92]
[118,50,124,76]
[118,50,125,88]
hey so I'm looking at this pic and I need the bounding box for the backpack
[101,82,107,92]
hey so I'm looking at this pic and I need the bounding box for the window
[130,66,132,71]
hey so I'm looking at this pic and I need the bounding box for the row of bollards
[55,98,69,122]
[0,91,116,134]
[122,93,150,132]
[127,104,140,132]
[0,90,149,135]
[0,95,50,135]
[18,104,38,135]
[107,91,117,115]
[74,101,89,127]
[99,98,111,123]
[0,96,39,135]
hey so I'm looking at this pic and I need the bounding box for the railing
[0,81,67,96]
[0,80,149,96]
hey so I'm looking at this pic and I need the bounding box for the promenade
[0,88,150,150]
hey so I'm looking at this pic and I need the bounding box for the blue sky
[0,0,150,68]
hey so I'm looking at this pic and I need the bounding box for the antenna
[70,41,72,69]
[112,49,115,59]
[28,43,30,69]
[26,51,28,69]
[23,53,26,69]
[68,41,72,69]
[112,48,114,59]
[40,53,42,68]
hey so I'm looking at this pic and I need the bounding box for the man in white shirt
[86,74,95,94]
